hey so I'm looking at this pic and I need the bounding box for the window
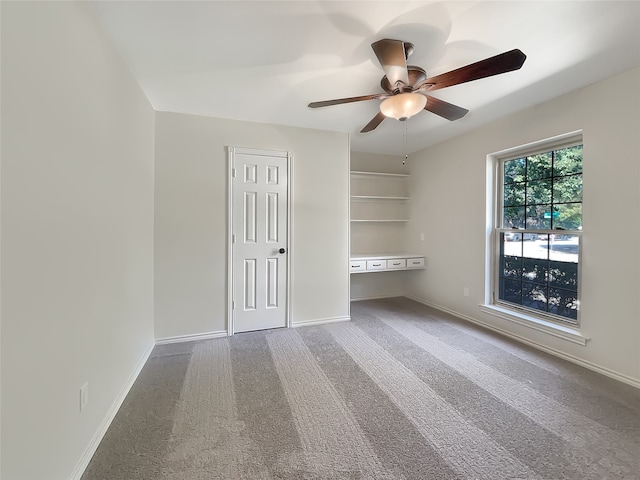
[492,134,582,325]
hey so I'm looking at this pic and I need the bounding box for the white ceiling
[91,1,640,155]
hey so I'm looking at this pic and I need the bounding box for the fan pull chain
[403,121,408,165]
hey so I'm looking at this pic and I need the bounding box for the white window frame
[482,131,589,346]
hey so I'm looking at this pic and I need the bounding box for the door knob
[279,248,286,254]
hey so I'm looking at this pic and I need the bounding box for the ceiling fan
[308,39,526,133]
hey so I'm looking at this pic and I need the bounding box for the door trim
[227,146,292,335]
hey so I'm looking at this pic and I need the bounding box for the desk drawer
[407,257,425,268]
[366,260,386,271]
[349,260,366,273]
[386,259,407,270]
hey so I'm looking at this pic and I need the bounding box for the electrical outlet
[80,382,89,412]
[463,287,470,297]
[420,232,425,241]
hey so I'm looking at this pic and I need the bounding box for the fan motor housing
[381,66,427,93]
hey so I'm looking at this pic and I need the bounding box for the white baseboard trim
[69,341,155,480]
[350,293,406,302]
[155,330,228,345]
[405,295,640,390]
[292,315,351,328]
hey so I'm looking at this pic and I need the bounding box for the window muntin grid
[496,144,582,324]
[502,145,582,231]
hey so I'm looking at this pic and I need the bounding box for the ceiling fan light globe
[380,93,427,121]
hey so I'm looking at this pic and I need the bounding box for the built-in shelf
[350,169,409,225]
[350,168,419,281]
[350,171,409,178]
[351,195,410,200]
[350,219,409,223]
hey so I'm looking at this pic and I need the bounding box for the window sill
[478,304,589,346]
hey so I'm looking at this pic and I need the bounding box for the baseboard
[69,341,155,480]
[404,294,640,390]
[155,330,228,345]
[350,293,406,302]
[292,315,350,328]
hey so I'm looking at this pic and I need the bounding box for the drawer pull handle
[372,263,382,267]
[351,265,359,268]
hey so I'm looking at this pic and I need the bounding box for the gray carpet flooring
[81,298,640,479]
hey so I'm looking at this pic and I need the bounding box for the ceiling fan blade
[424,96,469,121]
[360,112,386,133]
[371,39,409,88]
[419,49,526,92]
[308,94,382,108]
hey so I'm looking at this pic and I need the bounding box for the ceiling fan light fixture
[380,93,427,121]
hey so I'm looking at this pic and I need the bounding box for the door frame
[227,146,292,335]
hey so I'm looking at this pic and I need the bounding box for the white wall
[154,112,350,340]
[406,67,640,385]
[350,151,408,175]
[1,2,155,479]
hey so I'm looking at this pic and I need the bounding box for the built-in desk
[350,254,426,274]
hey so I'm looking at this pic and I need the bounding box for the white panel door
[232,149,288,333]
